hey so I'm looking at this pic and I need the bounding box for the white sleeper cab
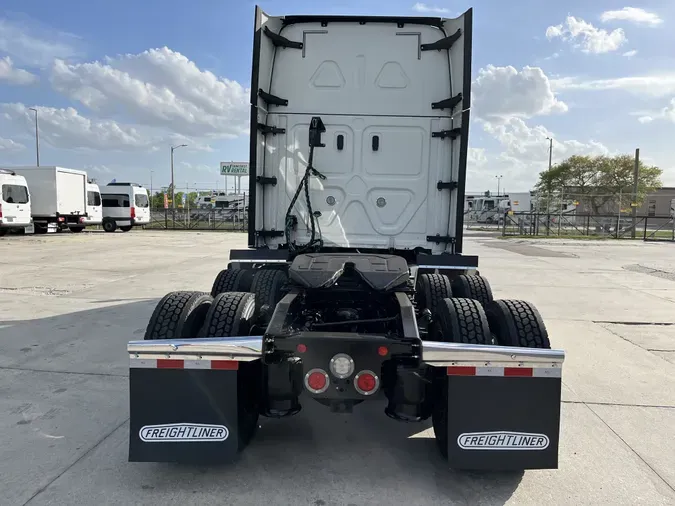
[100,182,151,232]
[0,169,32,236]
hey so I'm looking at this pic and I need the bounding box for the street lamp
[150,170,154,206]
[28,107,40,166]
[495,175,503,196]
[546,137,553,171]
[170,144,187,209]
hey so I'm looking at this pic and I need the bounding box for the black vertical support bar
[248,7,264,247]
[453,8,473,254]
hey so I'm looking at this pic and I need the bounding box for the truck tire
[416,273,452,316]
[431,298,491,459]
[34,224,48,234]
[120,226,132,232]
[451,274,493,307]
[0,229,6,237]
[197,292,259,450]
[485,299,551,349]
[102,219,117,233]
[198,292,256,338]
[250,269,287,319]
[211,268,253,297]
[144,291,213,340]
[430,297,491,345]
[69,226,85,233]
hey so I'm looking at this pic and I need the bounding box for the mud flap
[129,366,240,464]
[445,371,562,470]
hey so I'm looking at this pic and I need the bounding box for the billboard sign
[220,162,249,175]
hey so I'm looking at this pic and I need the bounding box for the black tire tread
[485,299,550,349]
[198,292,255,337]
[250,269,287,315]
[434,297,491,345]
[144,291,211,340]
[211,269,249,297]
[416,273,452,316]
[451,274,493,307]
[432,297,491,458]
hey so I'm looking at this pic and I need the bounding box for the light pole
[150,170,154,206]
[28,107,40,166]
[546,137,553,171]
[170,144,187,209]
[495,175,503,196]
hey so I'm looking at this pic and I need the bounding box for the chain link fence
[145,208,248,232]
[501,212,675,241]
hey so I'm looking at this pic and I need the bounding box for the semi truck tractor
[127,6,565,471]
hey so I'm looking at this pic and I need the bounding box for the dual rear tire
[422,275,550,458]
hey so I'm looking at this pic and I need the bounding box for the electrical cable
[284,143,326,253]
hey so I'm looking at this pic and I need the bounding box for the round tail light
[354,370,379,395]
[329,353,354,379]
[305,368,329,394]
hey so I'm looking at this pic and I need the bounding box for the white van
[82,181,102,228]
[0,169,32,236]
[100,182,151,232]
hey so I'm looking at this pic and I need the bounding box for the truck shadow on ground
[1,302,523,505]
[150,399,524,505]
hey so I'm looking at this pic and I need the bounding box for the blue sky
[1,1,674,194]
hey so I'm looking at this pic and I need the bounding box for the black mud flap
[129,362,240,464]
[445,367,561,470]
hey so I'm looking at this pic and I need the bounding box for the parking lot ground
[1,230,674,506]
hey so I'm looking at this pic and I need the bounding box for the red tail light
[354,370,379,396]
[304,368,329,394]
[0,203,2,218]
[130,207,136,219]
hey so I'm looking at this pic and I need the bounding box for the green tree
[150,192,165,208]
[535,154,662,214]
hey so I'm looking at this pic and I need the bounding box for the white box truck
[8,166,88,233]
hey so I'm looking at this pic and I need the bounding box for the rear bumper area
[127,337,564,469]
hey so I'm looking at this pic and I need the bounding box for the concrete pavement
[1,230,674,505]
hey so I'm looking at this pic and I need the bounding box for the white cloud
[481,117,609,166]
[0,136,25,151]
[622,49,638,57]
[468,147,488,168]
[600,7,663,27]
[0,56,37,85]
[472,65,567,121]
[412,3,450,14]
[1,103,155,151]
[664,99,675,122]
[546,16,627,54]
[50,47,249,139]
[0,16,81,67]
[552,74,675,97]
[634,98,675,124]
